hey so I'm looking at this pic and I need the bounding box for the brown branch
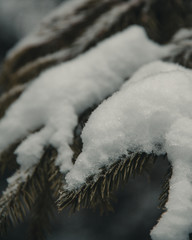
[0,0,145,91]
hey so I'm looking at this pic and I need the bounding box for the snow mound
[66,61,192,240]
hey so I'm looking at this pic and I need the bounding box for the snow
[65,61,192,240]
[0,25,171,174]
[151,118,192,240]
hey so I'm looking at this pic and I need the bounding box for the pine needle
[0,146,61,235]
[28,153,57,240]
[58,152,157,214]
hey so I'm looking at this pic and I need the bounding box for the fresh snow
[66,60,192,240]
[0,25,171,173]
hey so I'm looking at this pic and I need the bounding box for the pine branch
[8,0,119,72]
[0,1,192,239]
[28,151,57,240]
[28,190,55,240]
[0,146,59,235]
[2,0,192,92]
[0,167,36,234]
[0,0,145,91]
[48,157,65,201]
[58,152,157,214]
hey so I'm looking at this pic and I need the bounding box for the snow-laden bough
[0,25,171,178]
[65,61,192,240]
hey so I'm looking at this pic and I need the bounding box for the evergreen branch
[48,158,65,201]
[28,149,57,240]
[28,190,55,240]
[0,167,36,234]
[2,0,191,92]
[7,0,119,73]
[0,146,57,235]
[0,0,146,91]
[0,0,126,90]
[0,1,192,239]
[58,152,157,213]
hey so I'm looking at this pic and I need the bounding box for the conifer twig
[0,146,60,235]
[58,152,157,213]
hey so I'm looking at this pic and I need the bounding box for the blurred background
[0,0,169,239]
[0,0,64,61]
